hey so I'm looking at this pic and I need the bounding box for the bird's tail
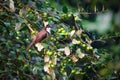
[26,41,35,51]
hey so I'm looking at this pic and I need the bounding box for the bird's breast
[35,29,47,43]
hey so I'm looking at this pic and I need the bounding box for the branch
[25,23,35,33]
[13,71,35,80]
[91,36,120,48]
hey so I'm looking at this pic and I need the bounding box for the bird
[26,21,52,51]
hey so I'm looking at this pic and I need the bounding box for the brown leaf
[44,54,50,63]
[9,0,15,12]
[19,9,24,17]
[50,69,55,80]
[64,46,70,56]
[71,55,78,63]
[35,43,44,52]
[52,56,57,65]
[76,29,82,35]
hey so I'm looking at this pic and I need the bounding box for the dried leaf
[70,30,75,37]
[19,9,24,17]
[76,48,85,59]
[44,54,50,62]
[35,43,44,51]
[50,69,55,80]
[52,56,57,65]
[78,52,85,59]
[44,63,49,73]
[35,43,44,52]
[72,39,78,44]
[9,0,15,12]
[15,22,22,31]
[64,46,70,56]
[76,29,82,35]
[71,55,78,63]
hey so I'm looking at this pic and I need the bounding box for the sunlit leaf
[76,29,82,35]
[19,9,24,17]
[64,46,70,56]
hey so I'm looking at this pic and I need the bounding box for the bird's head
[43,21,52,34]
[45,25,52,34]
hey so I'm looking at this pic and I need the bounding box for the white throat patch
[46,27,51,34]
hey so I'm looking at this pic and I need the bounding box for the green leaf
[62,6,68,13]
[18,55,24,60]
[41,43,49,47]
[4,22,10,27]
[18,17,27,23]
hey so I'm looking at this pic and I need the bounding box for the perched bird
[26,21,51,51]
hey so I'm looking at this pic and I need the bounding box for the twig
[23,73,35,80]
[13,70,35,80]
[25,23,35,32]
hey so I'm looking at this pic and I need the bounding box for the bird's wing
[26,29,47,51]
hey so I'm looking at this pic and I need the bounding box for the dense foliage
[0,0,120,80]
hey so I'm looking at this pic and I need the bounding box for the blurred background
[0,0,120,80]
